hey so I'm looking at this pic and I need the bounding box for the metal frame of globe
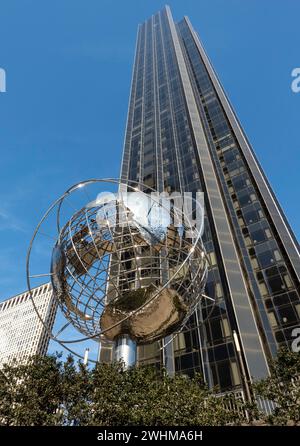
[55,201,207,340]
[26,178,216,364]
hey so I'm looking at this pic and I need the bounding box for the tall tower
[107,5,300,392]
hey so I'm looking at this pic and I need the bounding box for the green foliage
[91,365,243,426]
[0,347,299,426]
[0,354,91,426]
[252,347,300,425]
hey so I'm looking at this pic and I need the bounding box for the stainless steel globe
[27,179,212,364]
[51,190,208,344]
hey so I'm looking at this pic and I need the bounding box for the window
[232,174,251,192]
[210,319,223,342]
[283,273,293,289]
[214,344,229,361]
[208,251,217,266]
[257,250,276,269]
[273,293,289,307]
[217,361,232,389]
[179,353,194,371]
[221,318,230,337]
[251,229,268,244]
[277,305,298,325]
[237,189,256,207]
[267,275,286,294]
[230,361,240,386]
[268,311,278,327]
[243,210,258,225]
[216,283,223,298]
[258,281,268,296]
[275,330,285,343]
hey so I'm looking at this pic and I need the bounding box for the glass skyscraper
[101,6,300,393]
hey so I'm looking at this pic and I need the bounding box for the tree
[3,349,300,426]
[252,348,300,425]
[90,363,245,426]
[0,353,91,426]
[0,354,246,426]
[0,361,19,425]
[0,354,63,425]
[60,354,92,425]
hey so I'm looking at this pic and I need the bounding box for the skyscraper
[0,283,57,367]
[103,5,300,393]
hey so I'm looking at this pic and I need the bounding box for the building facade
[0,283,57,367]
[101,6,300,393]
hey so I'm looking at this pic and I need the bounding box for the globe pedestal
[114,335,137,369]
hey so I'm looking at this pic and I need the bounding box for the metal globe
[50,189,208,344]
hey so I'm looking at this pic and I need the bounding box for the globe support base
[114,335,137,369]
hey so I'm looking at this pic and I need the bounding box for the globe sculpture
[27,179,212,366]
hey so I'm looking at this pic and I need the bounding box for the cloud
[0,208,27,233]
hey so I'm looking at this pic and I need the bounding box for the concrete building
[0,283,57,367]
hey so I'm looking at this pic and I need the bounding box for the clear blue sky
[0,0,299,301]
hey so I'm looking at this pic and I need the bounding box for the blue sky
[0,1,299,357]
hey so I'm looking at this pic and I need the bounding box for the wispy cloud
[0,208,27,233]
